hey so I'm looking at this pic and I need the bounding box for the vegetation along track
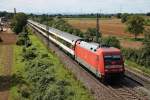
[29,26,149,100]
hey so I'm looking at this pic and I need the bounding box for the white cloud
[0,0,150,14]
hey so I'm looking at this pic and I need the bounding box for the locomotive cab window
[104,55,122,66]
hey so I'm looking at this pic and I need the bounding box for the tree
[121,13,129,23]
[146,12,150,16]
[11,13,27,34]
[126,15,144,39]
[84,28,101,42]
[101,36,120,48]
[0,11,7,17]
[116,13,122,19]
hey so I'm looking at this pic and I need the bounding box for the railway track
[125,67,150,90]
[29,26,149,100]
[106,77,145,100]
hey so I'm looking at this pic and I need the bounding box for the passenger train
[28,20,125,80]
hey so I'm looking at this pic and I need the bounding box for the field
[65,18,144,49]
[0,29,16,100]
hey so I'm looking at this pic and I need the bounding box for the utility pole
[14,8,16,15]
[96,13,99,43]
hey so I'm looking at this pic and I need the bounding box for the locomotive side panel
[75,43,102,77]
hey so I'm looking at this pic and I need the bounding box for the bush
[16,33,32,47]
[101,36,120,48]
[16,34,26,46]
[143,29,150,50]
[22,46,37,61]
[24,56,57,99]
[122,48,150,68]
[19,84,31,98]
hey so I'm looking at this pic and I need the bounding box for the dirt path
[0,29,16,100]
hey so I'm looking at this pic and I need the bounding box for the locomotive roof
[79,41,120,53]
[79,41,99,52]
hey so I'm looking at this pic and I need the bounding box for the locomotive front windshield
[104,55,122,66]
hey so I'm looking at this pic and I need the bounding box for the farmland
[65,18,144,49]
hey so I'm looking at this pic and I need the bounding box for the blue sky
[0,0,150,14]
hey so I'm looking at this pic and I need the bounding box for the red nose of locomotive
[99,47,125,78]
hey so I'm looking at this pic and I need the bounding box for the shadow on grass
[130,38,144,42]
[0,74,26,92]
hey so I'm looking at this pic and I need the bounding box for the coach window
[49,33,72,48]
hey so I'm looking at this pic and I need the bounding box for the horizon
[0,10,149,15]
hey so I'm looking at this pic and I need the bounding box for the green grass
[9,44,25,100]
[122,37,144,42]
[10,32,93,100]
[125,60,150,76]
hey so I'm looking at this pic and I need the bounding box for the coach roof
[28,20,82,44]
[49,27,81,43]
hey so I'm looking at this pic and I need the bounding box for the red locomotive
[28,20,125,80]
[74,41,124,79]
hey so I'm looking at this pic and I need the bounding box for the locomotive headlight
[105,65,110,68]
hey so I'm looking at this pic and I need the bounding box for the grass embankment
[10,44,23,100]
[125,60,150,76]
[10,32,93,100]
